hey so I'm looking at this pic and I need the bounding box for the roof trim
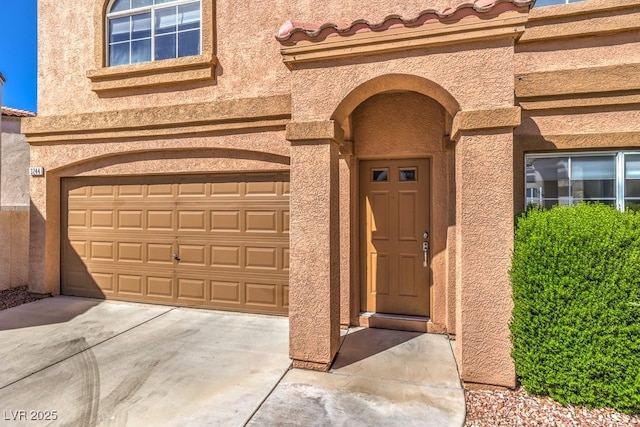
[277,0,535,44]
[1,106,36,118]
[278,8,530,70]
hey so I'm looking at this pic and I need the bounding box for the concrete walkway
[249,328,465,427]
[0,297,465,426]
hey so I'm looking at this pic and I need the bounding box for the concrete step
[358,311,445,333]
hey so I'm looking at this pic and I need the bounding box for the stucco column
[339,142,355,326]
[452,108,520,388]
[287,120,342,371]
[28,172,60,295]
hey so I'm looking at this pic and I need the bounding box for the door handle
[422,241,428,267]
[172,253,181,262]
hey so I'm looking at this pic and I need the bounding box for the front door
[360,159,430,316]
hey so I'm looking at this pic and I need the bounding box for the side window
[525,152,640,211]
[624,154,640,211]
[107,0,201,67]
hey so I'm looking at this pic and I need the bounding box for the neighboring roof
[277,0,535,44]
[1,106,36,118]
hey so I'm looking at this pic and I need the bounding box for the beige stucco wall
[288,135,341,370]
[2,117,30,207]
[519,109,640,137]
[455,129,516,386]
[37,0,293,116]
[291,41,516,124]
[514,0,640,213]
[339,155,355,326]
[515,32,640,74]
[291,0,464,24]
[36,0,521,117]
[0,116,31,291]
[0,211,29,291]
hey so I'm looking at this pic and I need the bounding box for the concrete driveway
[0,297,290,426]
[0,297,465,426]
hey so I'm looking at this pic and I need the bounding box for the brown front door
[360,159,430,316]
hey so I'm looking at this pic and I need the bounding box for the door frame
[356,157,433,317]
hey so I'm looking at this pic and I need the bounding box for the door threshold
[358,312,434,333]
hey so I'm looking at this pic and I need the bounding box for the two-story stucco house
[23,0,640,388]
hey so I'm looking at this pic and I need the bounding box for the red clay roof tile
[277,0,535,44]
[1,106,36,117]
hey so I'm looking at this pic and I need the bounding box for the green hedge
[510,203,640,414]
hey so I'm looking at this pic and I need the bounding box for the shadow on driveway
[0,296,101,331]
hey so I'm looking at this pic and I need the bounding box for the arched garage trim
[36,147,290,298]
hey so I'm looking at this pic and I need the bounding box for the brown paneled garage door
[61,173,289,315]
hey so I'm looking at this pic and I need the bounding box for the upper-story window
[107,0,201,66]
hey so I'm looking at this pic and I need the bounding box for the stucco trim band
[23,95,291,143]
[286,120,344,145]
[279,12,527,70]
[87,54,217,92]
[518,93,640,111]
[516,64,640,99]
[520,0,640,43]
[516,131,640,150]
[451,107,521,141]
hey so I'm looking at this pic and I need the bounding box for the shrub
[510,203,640,414]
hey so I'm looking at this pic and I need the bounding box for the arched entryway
[286,69,519,385]
[334,85,456,330]
[326,74,459,331]
[353,91,449,320]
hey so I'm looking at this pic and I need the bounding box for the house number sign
[29,167,45,177]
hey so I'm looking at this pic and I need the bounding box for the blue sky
[0,0,37,112]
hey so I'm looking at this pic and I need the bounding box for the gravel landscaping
[465,387,640,426]
[0,285,42,311]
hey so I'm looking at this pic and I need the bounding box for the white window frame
[525,151,640,212]
[106,0,202,67]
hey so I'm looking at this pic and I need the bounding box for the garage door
[61,173,289,315]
